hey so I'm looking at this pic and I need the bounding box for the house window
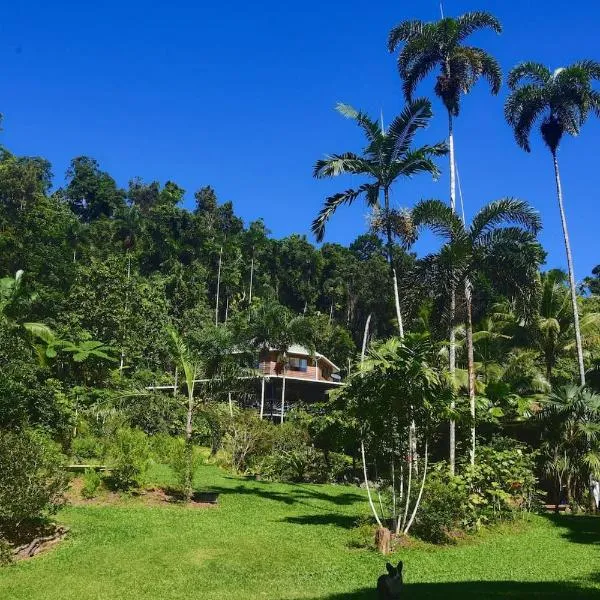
[289,357,308,372]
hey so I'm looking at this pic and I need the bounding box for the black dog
[377,561,403,599]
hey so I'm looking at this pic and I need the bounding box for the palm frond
[504,85,548,152]
[456,11,502,41]
[335,103,383,144]
[313,153,371,179]
[507,62,551,89]
[387,19,426,51]
[387,98,433,160]
[411,198,464,241]
[311,184,378,242]
[470,198,542,239]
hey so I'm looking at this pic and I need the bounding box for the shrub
[107,428,151,491]
[0,429,67,534]
[168,437,204,492]
[0,537,13,565]
[221,410,273,473]
[81,469,103,499]
[412,468,469,544]
[71,435,106,463]
[461,438,540,524]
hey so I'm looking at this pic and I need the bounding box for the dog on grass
[377,561,403,599]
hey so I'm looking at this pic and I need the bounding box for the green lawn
[1,462,599,599]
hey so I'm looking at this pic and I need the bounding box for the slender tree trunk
[361,440,383,527]
[280,362,287,424]
[361,314,372,363]
[249,254,254,305]
[383,188,405,339]
[119,250,132,374]
[465,279,476,466]
[215,246,223,326]
[552,152,585,386]
[448,110,457,475]
[329,300,334,325]
[404,440,428,535]
[400,425,413,531]
[185,387,195,501]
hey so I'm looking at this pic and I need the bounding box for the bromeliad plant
[335,334,452,539]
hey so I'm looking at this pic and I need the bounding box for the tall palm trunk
[552,152,586,386]
[448,110,457,474]
[464,279,476,465]
[185,383,195,501]
[383,188,404,338]
[280,353,287,424]
[215,246,223,326]
[119,249,132,373]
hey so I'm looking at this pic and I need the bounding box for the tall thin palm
[412,198,542,463]
[505,60,600,385]
[312,99,446,336]
[388,11,502,471]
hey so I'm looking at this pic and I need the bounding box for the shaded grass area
[0,462,598,599]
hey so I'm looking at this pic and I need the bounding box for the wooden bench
[66,464,111,473]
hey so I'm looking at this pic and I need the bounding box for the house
[253,344,342,421]
[146,344,343,422]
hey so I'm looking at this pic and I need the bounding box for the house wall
[259,352,333,382]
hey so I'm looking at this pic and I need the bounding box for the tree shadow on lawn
[208,478,364,509]
[281,513,358,529]
[288,580,600,599]
[544,514,600,546]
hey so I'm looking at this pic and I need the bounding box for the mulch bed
[4,522,69,562]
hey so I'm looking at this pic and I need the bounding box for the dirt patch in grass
[67,478,218,509]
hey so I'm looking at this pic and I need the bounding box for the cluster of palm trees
[312,10,600,471]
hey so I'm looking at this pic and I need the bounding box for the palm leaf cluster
[388,12,502,115]
[311,99,446,242]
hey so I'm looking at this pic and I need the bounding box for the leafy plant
[106,428,151,491]
[0,429,67,534]
[81,469,103,499]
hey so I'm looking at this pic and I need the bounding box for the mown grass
[1,462,599,599]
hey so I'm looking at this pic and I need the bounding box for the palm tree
[246,299,314,423]
[312,100,446,337]
[388,11,502,471]
[539,385,600,506]
[505,60,600,386]
[412,198,542,464]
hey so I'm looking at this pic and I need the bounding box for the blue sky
[1,0,599,279]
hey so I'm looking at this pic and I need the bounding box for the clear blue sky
[1,0,598,279]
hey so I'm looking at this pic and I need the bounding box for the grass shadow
[281,513,358,529]
[288,580,600,599]
[544,514,600,546]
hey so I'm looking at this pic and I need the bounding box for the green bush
[461,438,540,524]
[412,468,469,544]
[81,469,103,499]
[107,428,151,491]
[221,410,273,473]
[0,429,67,534]
[0,537,13,566]
[71,435,106,463]
[168,437,203,492]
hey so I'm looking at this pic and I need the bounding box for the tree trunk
[383,188,405,339]
[215,246,223,326]
[465,279,476,466]
[400,425,413,531]
[361,314,372,363]
[185,388,194,501]
[552,153,585,386]
[280,366,286,424]
[361,439,383,528]
[404,440,429,535]
[249,254,254,305]
[448,110,457,475]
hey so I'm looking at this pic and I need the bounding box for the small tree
[335,335,451,543]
